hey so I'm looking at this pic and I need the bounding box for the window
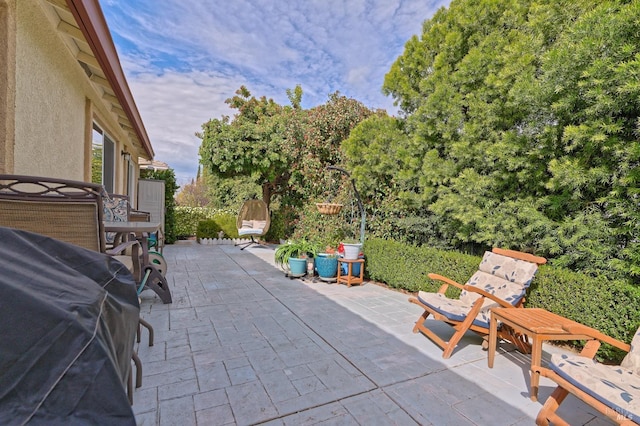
[91,123,115,193]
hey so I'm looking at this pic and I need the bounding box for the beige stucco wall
[12,1,136,195]
[14,1,86,180]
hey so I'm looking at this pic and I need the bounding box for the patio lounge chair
[235,198,270,250]
[533,324,640,425]
[408,248,547,358]
[0,174,146,403]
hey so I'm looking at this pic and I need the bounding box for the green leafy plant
[196,220,222,240]
[274,239,319,268]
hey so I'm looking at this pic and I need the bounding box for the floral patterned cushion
[103,196,129,244]
[550,353,640,421]
[621,328,640,375]
[417,291,497,328]
[459,251,538,306]
[417,251,540,328]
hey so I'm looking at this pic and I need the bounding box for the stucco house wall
[15,1,87,180]
[0,0,155,199]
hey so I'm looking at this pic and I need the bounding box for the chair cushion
[550,353,640,421]
[103,198,129,222]
[621,327,640,375]
[459,251,537,307]
[238,228,263,236]
[417,291,495,328]
[241,220,253,228]
[103,197,129,245]
[253,220,267,230]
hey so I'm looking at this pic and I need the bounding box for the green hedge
[363,237,640,362]
[213,212,239,239]
[364,238,479,298]
[175,206,236,238]
[196,220,222,239]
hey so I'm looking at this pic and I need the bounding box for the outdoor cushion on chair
[409,248,547,359]
[416,251,539,328]
[235,199,270,250]
[534,324,640,425]
[549,353,640,421]
[103,194,130,246]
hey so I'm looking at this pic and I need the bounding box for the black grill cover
[0,226,139,425]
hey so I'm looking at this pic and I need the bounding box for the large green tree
[199,87,373,213]
[198,86,298,207]
[345,0,640,280]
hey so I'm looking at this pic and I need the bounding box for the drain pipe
[326,166,365,245]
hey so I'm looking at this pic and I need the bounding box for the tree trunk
[262,183,272,208]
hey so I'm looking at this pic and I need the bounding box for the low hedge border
[175,206,237,238]
[363,237,640,362]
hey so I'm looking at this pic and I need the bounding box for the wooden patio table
[488,307,593,402]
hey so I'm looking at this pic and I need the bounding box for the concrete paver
[132,242,613,425]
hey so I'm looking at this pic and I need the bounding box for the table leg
[530,336,542,401]
[488,314,498,368]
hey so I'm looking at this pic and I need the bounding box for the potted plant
[274,239,319,276]
[338,240,364,277]
[315,246,339,281]
[339,240,362,260]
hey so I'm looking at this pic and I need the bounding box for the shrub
[196,220,222,239]
[265,209,285,242]
[175,206,235,238]
[364,238,478,297]
[527,268,640,362]
[213,211,239,238]
[363,237,640,363]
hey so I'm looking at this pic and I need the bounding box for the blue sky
[101,0,451,187]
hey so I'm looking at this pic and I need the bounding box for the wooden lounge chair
[0,174,145,403]
[533,324,640,425]
[408,248,547,358]
[235,198,270,250]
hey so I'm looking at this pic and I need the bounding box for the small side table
[337,258,365,287]
[488,308,593,401]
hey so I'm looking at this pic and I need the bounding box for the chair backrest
[460,248,547,307]
[103,193,131,245]
[236,199,270,234]
[621,327,640,374]
[103,193,130,222]
[0,175,106,252]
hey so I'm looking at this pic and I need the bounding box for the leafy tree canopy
[341,0,640,281]
[198,86,374,210]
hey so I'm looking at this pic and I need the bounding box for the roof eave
[66,0,154,159]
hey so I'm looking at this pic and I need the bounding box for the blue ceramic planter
[340,261,361,277]
[315,254,338,278]
[288,257,307,275]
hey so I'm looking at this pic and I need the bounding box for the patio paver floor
[132,242,612,425]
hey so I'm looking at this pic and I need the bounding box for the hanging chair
[235,199,270,250]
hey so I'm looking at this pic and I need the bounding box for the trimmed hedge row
[363,237,640,362]
[175,206,238,238]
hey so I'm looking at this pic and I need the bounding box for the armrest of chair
[561,323,631,353]
[106,239,142,283]
[462,285,515,308]
[428,273,465,294]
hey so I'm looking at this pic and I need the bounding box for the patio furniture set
[0,174,174,422]
[410,247,640,425]
[0,174,638,424]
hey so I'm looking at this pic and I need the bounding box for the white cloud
[102,0,451,185]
